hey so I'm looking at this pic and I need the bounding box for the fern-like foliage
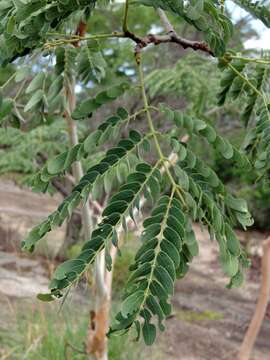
[37,160,162,301]
[217,56,270,178]
[1,0,268,347]
[232,0,270,28]
[30,107,144,192]
[77,40,106,84]
[0,121,67,177]
[22,95,252,344]
[0,0,97,65]
[23,127,150,251]
[243,104,270,177]
[160,104,251,167]
[146,53,218,113]
[108,191,191,344]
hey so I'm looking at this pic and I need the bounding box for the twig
[123,0,129,33]
[45,6,214,59]
[157,8,174,33]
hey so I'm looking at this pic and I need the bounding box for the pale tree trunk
[238,237,270,360]
[86,250,110,360]
[65,79,93,240]
[86,253,114,360]
[65,79,109,359]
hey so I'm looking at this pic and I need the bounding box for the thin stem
[137,61,186,206]
[228,63,270,121]
[44,32,125,49]
[220,0,225,14]
[228,63,262,97]
[14,79,27,101]
[157,8,174,33]
[148,105,159,112]
[123,0,129,33]
[229,55,270,66]
[0,72,16,90]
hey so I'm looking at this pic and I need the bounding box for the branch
[123,0,129,33]
[133,33,214,62]
[46,30,213,58]
[129,7,214,61]
[45,7,214,60]
[157,8,174,33]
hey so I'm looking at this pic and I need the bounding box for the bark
[238,237,270,360]
[65,76,108,359]
[65,78,93,239]
[86,296,110,360]
[58,212,82,260]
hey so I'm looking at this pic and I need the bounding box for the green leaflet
[243,103,270,179]
[226,270,244,289]
[0,98,14,123]
[232,0,270,28]
[32,161,162,297]
[37,293,55,302]
[0,0,97,65]
[109,192,192,345]
[220,250,239,277]
[142,322,156,346]
[31,107,132,190]
[72,83,130,120]
[160,104,251,169]
[25,72,45,94]
[78,40,106,84]
[217,59,245,106]
[121,291,145,318]
[24,90,44,112]
[23,131,150,251]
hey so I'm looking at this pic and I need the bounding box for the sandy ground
[157,224,270,360]
[0,224,269,360]
[0,179,269,359]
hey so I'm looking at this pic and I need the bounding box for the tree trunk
[65,81,93,239]
[58,212,82,260]
[65,78,109,359]
[86,292,110,360]
[238,237,270,360]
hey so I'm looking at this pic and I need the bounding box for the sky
[227,0,270,49]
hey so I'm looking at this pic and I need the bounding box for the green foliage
[217,59,246,106]
[72,82,130,119]
[1,0,270,348]
[30,107,134,191]
[232,0,270,28]
[243,104,270,177]
[217,56,270,179]
[0,0,97,65]
[160,104,251,167]
[146,54,219,113]
[0,302,146,360]
[109,193,193,343]
[0,120,67,178]
[23,100,252,344]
